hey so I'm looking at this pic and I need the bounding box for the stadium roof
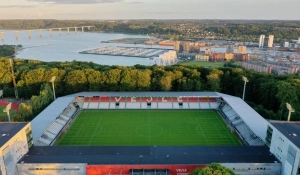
[31,97,75,143]
[270,121,300,148]
[19,146,277,164]
[217,93,269,142]
[66,91,220,97]
[0,122,28,148]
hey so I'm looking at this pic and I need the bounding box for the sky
[0,0,299,20]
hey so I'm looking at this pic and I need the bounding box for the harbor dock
[79,46,172,58]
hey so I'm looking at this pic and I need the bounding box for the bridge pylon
[14,31,19,40]
[0,32,4,41]
[49,29,52,37]
[27,30,32,39]
[39,29,43,38]
[58,28,62,36]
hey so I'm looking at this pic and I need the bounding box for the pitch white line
[75,125,84,137]
[89,122,101,145]
[196,118,209,145]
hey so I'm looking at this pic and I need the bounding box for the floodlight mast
[9,59,19,99]
[50,76,56,100]
[242,76,249,101]
[286,102,295,121]
[3,103,12,122]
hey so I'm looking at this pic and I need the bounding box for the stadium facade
[1,91,300,175]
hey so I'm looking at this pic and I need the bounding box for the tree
[190,163,236,175]
[65,70,88,93]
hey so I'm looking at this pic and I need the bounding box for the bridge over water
[0,26,94,41]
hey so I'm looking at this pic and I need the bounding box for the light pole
[242,76,249,101]
[3,103,12,122]
[286,103,295,121]
[9,58,19,99]
[50,76,56,100]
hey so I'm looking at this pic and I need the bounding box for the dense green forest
[0,45,21,57]
[0,57,300,122]
[0,20,299,42]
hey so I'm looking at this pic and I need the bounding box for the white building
[157,50,177,66]
[267,121,300,175]
[284,42,290,48]
[0,123,32,175]
[259,35,265,48]
[268,35,274,48]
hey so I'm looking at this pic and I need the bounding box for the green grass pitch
[56,110,241,146]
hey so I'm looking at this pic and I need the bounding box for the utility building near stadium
[2,91,300,175]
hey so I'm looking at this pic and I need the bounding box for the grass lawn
[0,106,16,121]
[56,110,241,146]
[180,61,224,68]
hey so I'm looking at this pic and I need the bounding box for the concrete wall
[0,123,31,175]
[222,163,281,175]
[16,163,86,175]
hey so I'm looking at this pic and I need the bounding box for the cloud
[0,5,36,8]
[27,0,123,4]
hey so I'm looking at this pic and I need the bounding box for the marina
[79,46,172,58]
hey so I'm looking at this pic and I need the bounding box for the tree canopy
[0,57,300,122]
[190,163,236,175]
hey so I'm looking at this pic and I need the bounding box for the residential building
[224,53,234,60]
[174,41,181,51]
[238,46,247,54]
[268,35,274,48]
[205,48,211,55]
[195,54,209,61]
[259,35,265,48]
[226,45,234,53]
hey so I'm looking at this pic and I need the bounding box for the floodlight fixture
[50,76,56,100]
[242,76,249,83]
[286,102,295,121]
[242,76,249,101]
[3,103,12,122]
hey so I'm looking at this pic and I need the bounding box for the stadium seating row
[82,97,217,103]
[221,104,264,146]
[35,102,78,146]
[82,101,218,109]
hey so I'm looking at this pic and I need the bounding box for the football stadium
[6,91,300,175]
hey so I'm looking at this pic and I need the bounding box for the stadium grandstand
[5,91,300,175]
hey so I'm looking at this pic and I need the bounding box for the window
[265,126,273,147]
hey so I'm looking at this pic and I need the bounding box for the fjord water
[0,30,171,66]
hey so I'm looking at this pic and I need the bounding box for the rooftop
[31,96,75,142]
[270,121,300,148]
[217,93,269,141]
[0,122,28,148]
[67,91,220,97]
[19,146,277,164]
